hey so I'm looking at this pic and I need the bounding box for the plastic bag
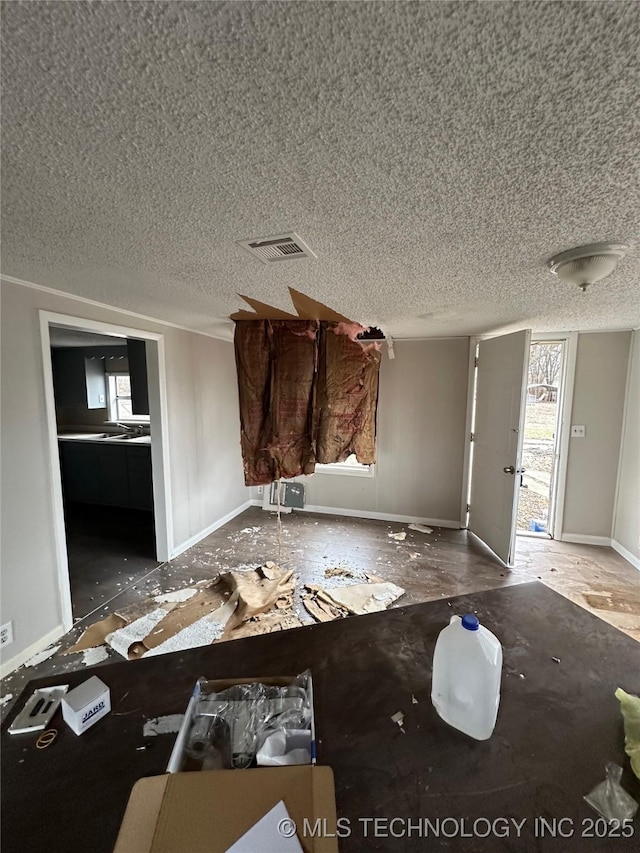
[184,671,312,769]
[615,687,640,780]
[584,763,638,823]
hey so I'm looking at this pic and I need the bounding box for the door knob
[503,466,515,474]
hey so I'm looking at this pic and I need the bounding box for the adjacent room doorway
[39,311,172,635]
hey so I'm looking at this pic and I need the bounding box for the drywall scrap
[408,523,433,534]
[65,565,302,661]
[302,577,405,622]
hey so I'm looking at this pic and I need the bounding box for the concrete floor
[2,506,639,720]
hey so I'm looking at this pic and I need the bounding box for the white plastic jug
[431,613,502,740]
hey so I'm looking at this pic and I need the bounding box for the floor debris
[81,647,110,667]
[552,657,561,663]
[324,567,355,578]
[408,523,433,534]
[63,563,299,662]
[105,607,171,659]
[144,614,225,657]
[391,711,405,732]
[411,694,418,704]
[143,714,184,737]
[388,531,407,541]
[64,613,127,655]
[0,694,14,708]
[319,581,405,616]
[24,645,61,668]
[153,588,198,604]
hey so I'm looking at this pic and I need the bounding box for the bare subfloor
[2,508,639,719]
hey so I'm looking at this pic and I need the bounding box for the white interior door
[469,330,531,566]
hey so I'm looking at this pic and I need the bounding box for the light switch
[99,394,105,404]
[571,425,586,438]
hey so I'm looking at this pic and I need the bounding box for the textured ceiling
[2,1,639,340]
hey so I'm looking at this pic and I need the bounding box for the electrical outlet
[570,425,586,438]
[257,486,264,495]
[0,621,14,647]
[99,394,105,404]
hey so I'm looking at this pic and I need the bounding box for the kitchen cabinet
[127,339,149,416]
[59,441,153,510]
[126,446,154,510]
[51,349,106,410]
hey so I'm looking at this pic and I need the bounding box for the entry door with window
[468,330,531,566]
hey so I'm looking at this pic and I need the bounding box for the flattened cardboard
[238,294,299,319]
[288,287,353,323]
[222,569,295,634]
[63,613,126,655]
[113,767,338,853]
[129,584,228,658]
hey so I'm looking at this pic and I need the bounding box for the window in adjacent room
[108,373,133,420]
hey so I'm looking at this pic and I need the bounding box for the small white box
[61,676,110,735]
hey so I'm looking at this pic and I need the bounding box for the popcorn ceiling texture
[1,1,639,339]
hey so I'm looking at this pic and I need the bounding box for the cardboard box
[113,766,338,853]
[167,674,316,772]
[61,676,110,735]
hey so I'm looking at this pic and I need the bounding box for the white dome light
[548,243,629,292]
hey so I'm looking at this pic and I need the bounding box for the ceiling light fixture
[547,242,629,292]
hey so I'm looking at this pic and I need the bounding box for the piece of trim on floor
[170,500,253,559]
[0,623,65,679]
[559,534,612,547]
[249,500,461,529]
[611,539,640,571]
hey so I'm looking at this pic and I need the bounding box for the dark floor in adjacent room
[65,502,160,620]
[2,507,639,720]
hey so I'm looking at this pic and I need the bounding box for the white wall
[613,330,640,563]
[0,280,249,666]
[298,339,469,524]
[562,331,631,539]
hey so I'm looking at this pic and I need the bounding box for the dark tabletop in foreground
[2,581,639,852]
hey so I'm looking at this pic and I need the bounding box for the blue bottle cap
[462,613,479,631]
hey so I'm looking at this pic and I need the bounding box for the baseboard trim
[170,500,252,559]
[611,539,640,571]
[0,623,65,679]
[560,534,612,547]
[253,499,460,528]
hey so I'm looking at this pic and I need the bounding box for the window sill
[314,464,375,478]
[104,417,150,425]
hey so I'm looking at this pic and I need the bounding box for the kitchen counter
[57,433,151,445]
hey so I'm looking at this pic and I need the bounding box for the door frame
[39,310,173,633]
[534,332,577,540]
[460,331,578,546]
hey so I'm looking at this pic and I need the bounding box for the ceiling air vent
[237,232,317,264]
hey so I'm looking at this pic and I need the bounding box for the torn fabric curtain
[234,320,380,486]
[234,320,317,485]
[315,324,381,465]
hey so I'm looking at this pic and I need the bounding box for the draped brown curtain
[234,320,381,486]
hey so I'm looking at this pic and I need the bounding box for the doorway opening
[49,325,160,621]
[40,311,172,633]
[516,340,564,537]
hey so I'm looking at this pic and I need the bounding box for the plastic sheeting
[234,320,380,486]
